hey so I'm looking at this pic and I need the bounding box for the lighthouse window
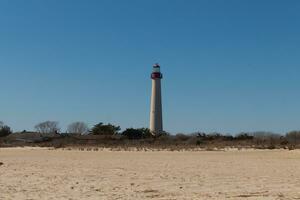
[153,67,160,73]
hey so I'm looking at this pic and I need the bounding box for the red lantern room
[151,63,163,79]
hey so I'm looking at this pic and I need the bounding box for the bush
[175,133,190,141]
[0,125,12,137]
[235,133,254,140]
[286,131,300,145]
[196,140,202,145]
[267,144,276,149]
[252,132,280,140]
[122,128,152,139]
[91,123,121,136]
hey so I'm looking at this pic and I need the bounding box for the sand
[0,148,299,200]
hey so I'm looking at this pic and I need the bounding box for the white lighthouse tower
[150,63,163,136]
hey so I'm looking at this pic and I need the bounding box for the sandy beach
[0,148,299,200]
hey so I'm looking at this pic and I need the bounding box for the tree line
[1,120,300,146]
[0,121,153,139]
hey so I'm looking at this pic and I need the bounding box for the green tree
[91,123,121,135]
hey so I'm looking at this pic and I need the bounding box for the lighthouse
[150,63,163,136]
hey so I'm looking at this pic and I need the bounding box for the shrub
[122,128,152,139]
[196,140,202,145]
[252,132,280,140]
[267,144,276,149]
[175,133,190,141]
[235,133,254,140]
[286,131,300,145]
[288,145,295,150]
[0,125,12,137]
[91,123,121,136]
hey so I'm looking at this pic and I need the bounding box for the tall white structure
[150,63,163,135]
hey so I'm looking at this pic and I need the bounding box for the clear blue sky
[1,0,300,134]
